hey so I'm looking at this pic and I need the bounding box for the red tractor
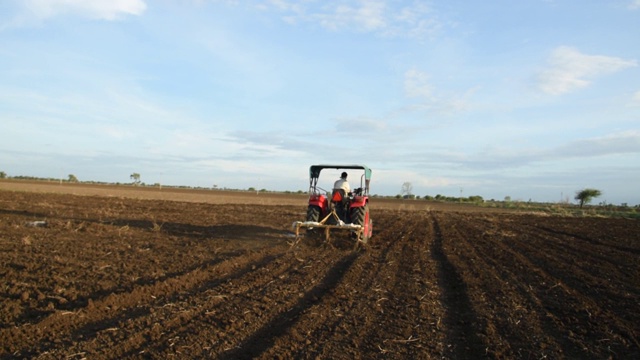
[293,164,373,248]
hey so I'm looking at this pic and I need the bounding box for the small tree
[575,188,602,208]
[130,173,141,186]
[68,174,78,182]
[0,171,6,179]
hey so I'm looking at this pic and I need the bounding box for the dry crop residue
[0,190,638,359]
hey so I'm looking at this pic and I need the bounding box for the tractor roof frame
[309,164,372,181]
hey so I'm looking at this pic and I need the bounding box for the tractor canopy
[308,164,372,195]
[309,164,372,181]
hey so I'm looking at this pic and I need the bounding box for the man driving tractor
[331,172,351,223]
[333,172,351,194]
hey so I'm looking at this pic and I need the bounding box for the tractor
[292,164,373,249]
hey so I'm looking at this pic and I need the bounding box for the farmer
[333,172,351,195]
[332,172,351,221]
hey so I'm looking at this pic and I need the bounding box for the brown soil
[0,183,638,359]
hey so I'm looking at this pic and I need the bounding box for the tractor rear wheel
[350,204,370,244]
[306,205,320,222]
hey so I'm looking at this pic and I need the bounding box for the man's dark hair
[341,172,348,179]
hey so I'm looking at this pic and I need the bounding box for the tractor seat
[331,189,347,204]
[331,189,349,223]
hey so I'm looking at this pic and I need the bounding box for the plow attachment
[291,209,368,250]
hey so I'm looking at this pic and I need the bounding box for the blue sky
[1,0,639,204]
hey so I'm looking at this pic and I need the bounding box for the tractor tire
[350,205,366,225]
[350,204,370,244]
[306,205,321,222]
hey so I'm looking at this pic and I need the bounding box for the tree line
[0,171,612,207]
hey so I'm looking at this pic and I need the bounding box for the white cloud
[632,90,640,106]
[400,68,474,115]
[263,0,303,13]
[460,131,640,170]
[316,1,387,32]
[404,69,433,98]
[392,2,441,38]
[333,116,388,133]
[23,0,147,20]
[258,0,442,38]
[100,125,133,140]
[552,131,640,158]
[538,46,637,95]
[629,0,640,10]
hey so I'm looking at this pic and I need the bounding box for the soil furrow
[455,212,639,358]
[447,213,585,358]
[283,212,415,359]
[430,212,488,358]
[3,248,286,358]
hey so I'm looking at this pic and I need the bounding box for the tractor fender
[349,196,368,209]
[309,194,329,214]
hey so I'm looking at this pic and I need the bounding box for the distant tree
[130,173,141,186]
[401,182,413,197]
[468,195,484,203]
[0,171,6,179]
[68,174,78,182]
[575,188,602,208]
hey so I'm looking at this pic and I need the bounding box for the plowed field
[0,185,638,359]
